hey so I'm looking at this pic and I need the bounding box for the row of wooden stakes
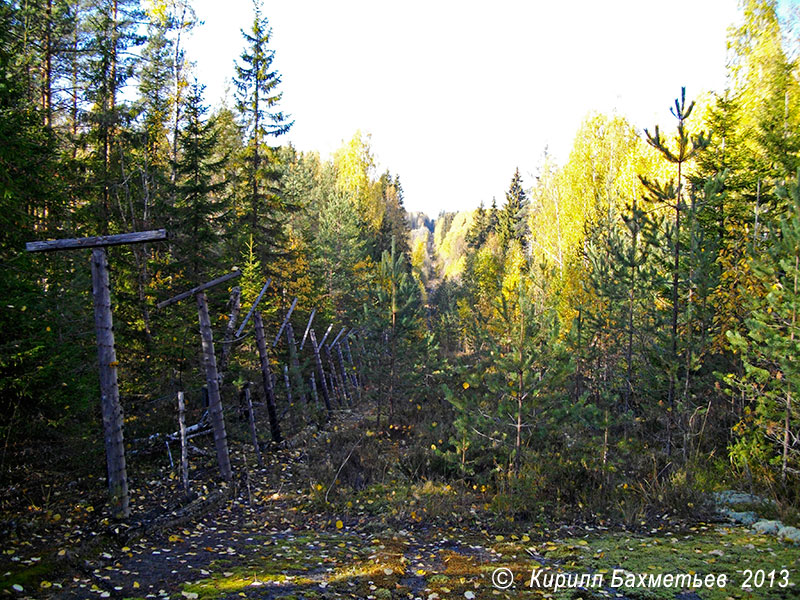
[160,271,365,495]
[24,229,364,519]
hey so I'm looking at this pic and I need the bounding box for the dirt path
[5,446,798,600]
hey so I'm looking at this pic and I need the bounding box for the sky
[183,0,745,215]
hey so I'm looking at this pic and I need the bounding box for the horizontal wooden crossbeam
[26,229,167,253]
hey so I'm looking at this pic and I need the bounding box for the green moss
[483,525,800,600]
[0,560,59,592]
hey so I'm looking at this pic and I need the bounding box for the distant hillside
[407,211,435,233]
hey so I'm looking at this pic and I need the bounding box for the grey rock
[752,520,782,535]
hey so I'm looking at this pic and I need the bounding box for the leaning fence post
[196,291,233,481]
[309,329,332,415]
[286,322,307,405]
[242,383,262,467]
[336,342,353,405]
[253,311,282,444]
[156,270,241,481]
[325,343,344,406]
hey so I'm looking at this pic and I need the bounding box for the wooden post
[286,322,307,404]
[27,229,168,519]
[310,372,320,409]
[242,384,262,467]
[344,336,360,393]
[218,285,241,377]
[254,311,282,443]
[299,308,316,350]
[157,269,240,481]
[91,248,129,519]
[196,291,232,481]
[272,297,298,347]
[336,343,353,405]
[283,364,293,414]
[236,278,271,338]
[325,344,344,406]
[177,391,190,494]
[318,324,334,396]
[309,329,332,415]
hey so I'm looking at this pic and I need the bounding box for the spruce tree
[497,168,529,251]
[466,201,489,249]
[173,80,226,284]
[233,0,293,268]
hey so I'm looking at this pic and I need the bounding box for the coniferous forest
[2,0,800,598]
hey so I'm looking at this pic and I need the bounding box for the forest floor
[1,418,799,600]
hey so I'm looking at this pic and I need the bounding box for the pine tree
[640,88,710,458]
[82,0,143,234]
[363,237,424,426]
[445,270,571,484]
[726,172,800,490]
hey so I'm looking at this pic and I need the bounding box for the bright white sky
[184,0,743,215]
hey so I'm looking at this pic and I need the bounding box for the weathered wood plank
[309,329,332,415]
[254,311,282,443]
[196,291,232,481]
[272,297,298,347]
[329,327,347,349]
[218,286,241,379]
[177,391,190,495]
[236,278,271,338]
[91,248,130,519]
[157,270,241,309]
[319,323,334,348]
[299,308,316,350]
[27,229,167,252]
[242,384,262,467]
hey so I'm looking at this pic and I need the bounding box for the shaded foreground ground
[2,445,798,600]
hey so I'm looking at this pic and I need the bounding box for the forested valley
[1,0,800,598]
